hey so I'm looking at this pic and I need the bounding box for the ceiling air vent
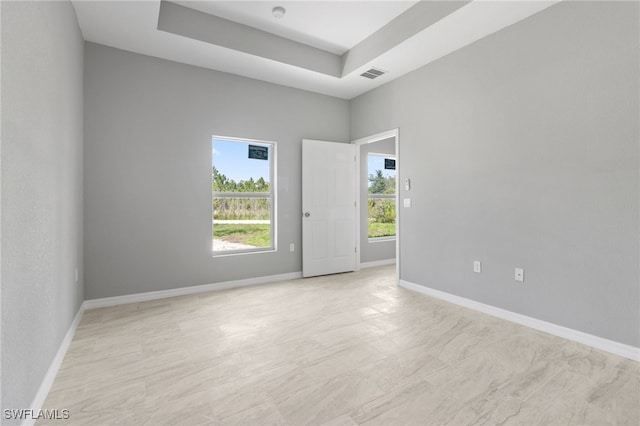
[360,67,386,79]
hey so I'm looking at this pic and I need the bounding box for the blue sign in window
[248,145,269,160]
[384,158,396,170]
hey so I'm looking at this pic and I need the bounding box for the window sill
[368,237,396,243]
[212,247,276,258]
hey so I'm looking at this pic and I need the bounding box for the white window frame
[212,136,277,256]
[367,152,396,242]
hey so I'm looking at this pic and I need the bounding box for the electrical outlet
[515,267,524,282]
[473,261,481,273]
[289,243,295,252]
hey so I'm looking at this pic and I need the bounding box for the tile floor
[39,265,639,425]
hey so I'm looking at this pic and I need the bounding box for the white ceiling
[173,1,420,55]
[72,0,559,100]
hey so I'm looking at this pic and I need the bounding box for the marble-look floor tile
[356,345,446,393]
[275,372,385,425]
[38,409,150,426]
[54,381,146,422]
[219,402,286,426]
[301,339,391,382]
[350,379,434,424]
[318,414,359,426]
[355,382,458,426]
[37,265,638,425]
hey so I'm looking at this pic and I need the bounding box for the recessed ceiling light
[272,6,286,19]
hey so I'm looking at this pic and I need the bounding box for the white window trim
[211,136,277,256]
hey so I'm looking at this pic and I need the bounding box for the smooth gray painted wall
[350,1,639,347]
[360,138,396,263]
[84,43,350,299]
[1,1,84,419]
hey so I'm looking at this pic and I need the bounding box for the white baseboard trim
[23,304,85,426]
[84,271,303,310]
[360,258,396,269]
[399,279,640,362]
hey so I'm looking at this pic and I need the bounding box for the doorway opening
[352,129,400,283]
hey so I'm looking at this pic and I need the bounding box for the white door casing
[302,139,357,278]
[351,128,400,283]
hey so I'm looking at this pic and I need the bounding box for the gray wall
[360,137,396,263]
[84,43,350,299]
[1,1,84,419]
[350,1,639,347]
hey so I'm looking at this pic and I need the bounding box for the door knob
[304,212,311,217]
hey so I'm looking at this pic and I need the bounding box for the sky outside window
[212,138,271,183]
[368,154,395,185]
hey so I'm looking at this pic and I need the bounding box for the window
[212,137,275,254]
[367,153,396,240]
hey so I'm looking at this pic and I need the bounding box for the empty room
[1,0,638,425]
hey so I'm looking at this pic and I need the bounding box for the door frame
[351,128,400,283]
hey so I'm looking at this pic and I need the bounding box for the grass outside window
[213,224,270,247]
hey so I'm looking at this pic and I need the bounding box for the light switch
[515,267,524,282]
[473,261,481,273]
[403,198,411,208]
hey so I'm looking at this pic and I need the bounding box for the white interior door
[302,139,357,278]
